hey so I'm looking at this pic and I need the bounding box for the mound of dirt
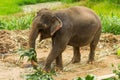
[0,30,12,53]
[0,30,29,54]
[100,33,120,43]
[0,30,120,80]
[0,30,120,54]
[0,30,52,54]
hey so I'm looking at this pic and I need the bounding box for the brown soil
[0,30,120,80]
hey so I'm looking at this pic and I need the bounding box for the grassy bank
[0,0,58,15]
[86,1,120,34]
[0,14,34,30]
[0,0,21,15]
[0,0,120,35]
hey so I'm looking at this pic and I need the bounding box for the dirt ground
[0,30,120,80]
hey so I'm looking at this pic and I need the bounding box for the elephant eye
[41,14,52,23]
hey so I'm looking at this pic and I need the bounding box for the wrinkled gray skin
[29,6,101,71]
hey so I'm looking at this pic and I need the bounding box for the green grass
[86,1,120,35]
[0,14,34,30]
[0,0,59,15]
[87,1,120,35]
[100,14,120,35]
[0,0,21,15]
[87,1,120,17]
[0,0,120,35]
[17,48,55,80]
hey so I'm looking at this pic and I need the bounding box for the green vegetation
[17,48,55,80]
[112,64,120,80]
[73,75,96,80]
[100,15,120,35]
[60,0,80,3]
[89,0,120,4]
[1,0,120,79]
[0,0,58,15]
[18,48,38,69]
[74,64,120,80]
[18,48,37,63]
[17,48,120,80]
[103,64,120,80]
[87,2,120,16]
[86,0,120,35]
[26,68,54,80]
[117,48,120,58]
[0,14,34,30]
[0,0,120,35]
[0,0,21,15]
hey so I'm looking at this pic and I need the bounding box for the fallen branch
[97,73,115,80]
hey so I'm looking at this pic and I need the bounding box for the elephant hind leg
[88,29,101,64]
[72,46,81,63]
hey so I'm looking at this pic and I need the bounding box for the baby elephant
[29,6,101,71]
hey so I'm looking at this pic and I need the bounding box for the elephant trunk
[29,25,39,49]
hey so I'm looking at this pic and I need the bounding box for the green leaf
[117,48,120,57]
[85,75,95,80]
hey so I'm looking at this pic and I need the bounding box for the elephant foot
[43,65,63,72]
[72,58,80,63]
[43,66,51,72]
[87,59,94,64]
[55,66,63,72]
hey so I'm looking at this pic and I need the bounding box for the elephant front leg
[72,46,81,63]
[44,46,66,72]
[55,53,63,71]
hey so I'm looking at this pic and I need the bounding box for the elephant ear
[50,16,62,36]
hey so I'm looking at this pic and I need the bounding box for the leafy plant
[0,0,58,15]
[18,48,37,62]
[73,74,96,80]
[61,0,80,3]
[108,0,120,4]
[25,67,54,80]
[117,48,120,57]
[0,14,34,30]
[17,48,38,69]
[102,64,120,80]
[17,48,55,80]
[112,64,120,79]
[100,14,120,35]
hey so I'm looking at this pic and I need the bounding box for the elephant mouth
[39,29,51,42]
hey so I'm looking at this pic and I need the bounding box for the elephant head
[29,9,62,49]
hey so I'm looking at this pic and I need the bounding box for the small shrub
[100,14,120,35]
[88,0,104,2]
[26,67,54,80]
[18,48,38,69]
[0,14,34,30]
[18,48,37,62]
[108,0,120,4]
[17,48,55,80]
[18,0,40,5]
[73,75,96,80]
[117,48,120,58]
[103,64,120,80]
[61,0,80,3]
[112,64,120,79]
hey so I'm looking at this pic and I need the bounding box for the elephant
[29,6,101,71]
